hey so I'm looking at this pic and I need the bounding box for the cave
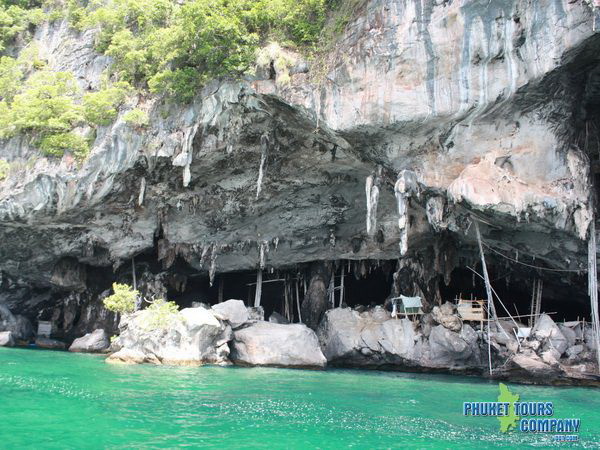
[439,266,591,325]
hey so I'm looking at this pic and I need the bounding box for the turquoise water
[0,348,598,449]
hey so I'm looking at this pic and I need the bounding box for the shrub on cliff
[103,282,138,314]
[137,299,180,331]
[83,81,131,125]
[0,158,9,180]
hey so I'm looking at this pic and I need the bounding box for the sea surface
[0,347,598,449]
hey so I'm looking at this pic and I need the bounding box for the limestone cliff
[0,0,599,341]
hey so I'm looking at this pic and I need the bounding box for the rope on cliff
[481,241,582,273]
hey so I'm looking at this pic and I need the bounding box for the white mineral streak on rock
[138,177,146,206]
[365,175,379,236]
[256,133,269,198]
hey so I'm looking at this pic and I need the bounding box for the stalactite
[259,240,269,269]
[209,244,218,287]
[365,174,379,236]
[254,269,263,307]
[394,170,418,255]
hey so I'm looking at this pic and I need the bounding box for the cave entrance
[439,267,591,325]
[341,260,397,308]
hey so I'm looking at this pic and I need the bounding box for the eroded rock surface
[231,321,326,368]
[107,307,231,366]
[69,329,110,353]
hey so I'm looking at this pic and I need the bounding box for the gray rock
[558,324,577,347]
[427,325,481,368]
[431,305,462,332]
[532,314,568,355]
[0,304,33,341]
[35,338,66,350]
[566,345,584,358]
[318,308,425,368]
[541,348,561,366]
[231,321,326,368]
[584,328,598,350]
[246,306,264,321]
[0,331,14,347]
[211,300,249,328]
[107,307,231,366]
[512,351,556,376]
[69,329,110,353]
[268,311,289,324]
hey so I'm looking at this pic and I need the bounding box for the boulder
[584,328,598,350]
[532,314,568,355]
[247,306,264,321]
[268,311,289,324]
[318,308,424,367]
[0,304,34,340]
[0,331,14,347]
[211,300,249,328]
[541,348,561,366]
[106,306,231,366]
[35,338,66,350]
[231,321,326,368]
[426,325,482,368]
[431,305,462,332]
[558,324,577,347]
[566,344,584,359]
[512,351,559,377]
[69,329,110,353]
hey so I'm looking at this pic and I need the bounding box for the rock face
[0,303,33,341]
[69,329,110,353]
[107,307,231,366]
[0,331,14,347]
[0,1,599,383]
[231,322,326,368]
[318,307,482,370]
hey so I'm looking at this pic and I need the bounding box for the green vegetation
[75,0,327,100]
[0,0,362,162]
[122,108,148,127]
[83,81,130,125]
[0,1,44,52]
[0,158,8,180]
[103,282,138,314]
[137,299,180,331]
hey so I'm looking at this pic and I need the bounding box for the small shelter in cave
[391,295,423,319]
[456,298,486,328]
[37,321,52,338]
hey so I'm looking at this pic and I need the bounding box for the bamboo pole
[254,269,263,308]
[474,221,494,376]
[339,268,345,308]
[284,275,290,321]
[131,257,137,290]
[218,276,224,303]
[295,277,302,323]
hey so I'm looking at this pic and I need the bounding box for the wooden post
[218,276,224,304]
[254,269,263,307]
[339,268,345,308]
[284,275,290,321]
[295,277,302,323]
[474,220,494,376]
[131,257,137,290]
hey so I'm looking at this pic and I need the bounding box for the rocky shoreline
[2,299,597,386]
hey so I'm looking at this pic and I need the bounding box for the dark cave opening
[341,261,397,308]
[439,266,591,324]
